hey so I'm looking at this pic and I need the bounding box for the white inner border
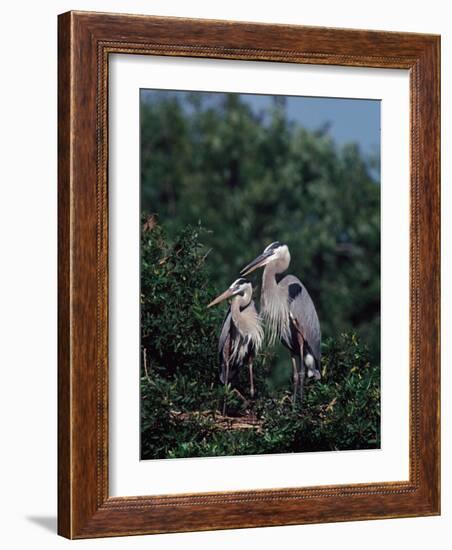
[109,54,410,497]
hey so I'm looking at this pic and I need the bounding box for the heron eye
[264,241,281,252]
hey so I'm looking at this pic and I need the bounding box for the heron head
[207,278,252,308]
[240,242,290,276]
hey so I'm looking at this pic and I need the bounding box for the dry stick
[170,410,262,432]
[143,348,151,383]
[201,247,212,263]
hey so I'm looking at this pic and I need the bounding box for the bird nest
[170,410,263,432]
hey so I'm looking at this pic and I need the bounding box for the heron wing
[282,275,321,364]
[218,306,232,356]
[218,307,234,383]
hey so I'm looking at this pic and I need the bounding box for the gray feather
[217,300,262,384]
[218,307,232,357]
[280,275,321,365]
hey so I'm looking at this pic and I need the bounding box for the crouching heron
[241,242,321,405]
[208,278,263,400]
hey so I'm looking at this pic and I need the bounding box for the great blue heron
[208,278,263,400]
[241,242,321,404]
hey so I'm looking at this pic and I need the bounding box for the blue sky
[242,94,380,158]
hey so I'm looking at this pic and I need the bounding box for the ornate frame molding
[58,11,440,538]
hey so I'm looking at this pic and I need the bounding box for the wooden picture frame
[58,11,440,539]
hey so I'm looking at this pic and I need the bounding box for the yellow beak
[207,288,234,308]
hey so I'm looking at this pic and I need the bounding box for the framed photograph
[58,11,440,538]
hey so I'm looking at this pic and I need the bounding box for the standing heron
[208,278,263,401]
[241,242,321,404]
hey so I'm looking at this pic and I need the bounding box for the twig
[143,348,151,383]
[170,410,263,432]
[201,248,212,263]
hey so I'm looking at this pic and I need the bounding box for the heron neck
[231,288,252,330]
[229,289,264,354]
[262,258,287,295]
[260,259,291,345]
[231,288,251,316]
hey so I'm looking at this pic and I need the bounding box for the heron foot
[222,387,250,416]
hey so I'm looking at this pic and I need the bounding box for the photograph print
[140,89,381,460]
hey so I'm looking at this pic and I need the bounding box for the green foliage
[141,92,380,360]
[141,217,223,381]
[140,224,380,459]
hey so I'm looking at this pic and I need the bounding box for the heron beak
[207,288,234,308]
[240,250,274,276]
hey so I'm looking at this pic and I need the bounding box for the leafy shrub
[140,220,380,459]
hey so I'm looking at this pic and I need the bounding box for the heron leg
[298,356,306,404]
[297,333,306,405]
[291,355,299,408]
[224,361,230,388]
[222,361,230,415]
[232,388,249,407]
[248,360,255,399]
